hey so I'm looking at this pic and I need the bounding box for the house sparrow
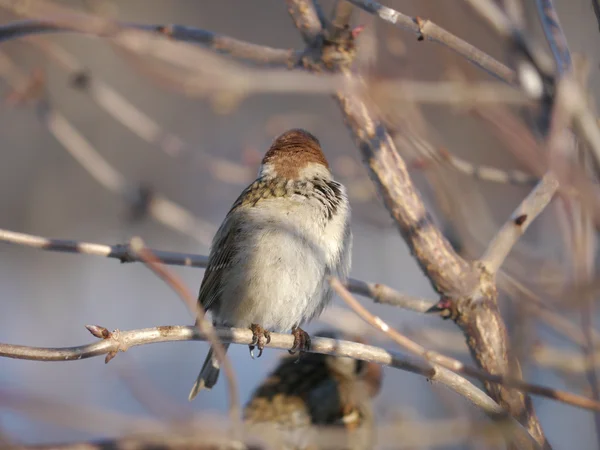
[243,330,383,450]
[189,129,352,400]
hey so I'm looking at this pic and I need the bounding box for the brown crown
[261,129,329,178]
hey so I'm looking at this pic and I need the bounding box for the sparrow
[189,129,352,400]
[243,330,383,450]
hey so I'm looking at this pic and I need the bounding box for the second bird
[189,129,352,400]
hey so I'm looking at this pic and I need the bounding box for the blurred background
[0,0,599,448]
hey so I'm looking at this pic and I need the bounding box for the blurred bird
[189,129,352,400]
[243,330,383,450]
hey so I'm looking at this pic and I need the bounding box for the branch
[127,238,241,438]
[534,0,572,74]
[0,19,299,68]
[285,2,549,446]
[27,38,254,186]
[0,1,347,99]
[286,0,325,47]
[0,324,546,447]
[0,227,434,314]
[0,50,216,246]
[480,172,559,274]
[345,0,515,84]
[329,277,600,413]
[335,77,476,294]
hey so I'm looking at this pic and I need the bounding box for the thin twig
[27,38,254,185]
[0,227,433,314]
[345,0,515,83]
[335,75,476,297]
[534,0,572,74]
[0,50,216,246]
[0,19,299,67]
[127,238,242,441]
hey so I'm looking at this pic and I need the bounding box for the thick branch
[284,2,550,446]
[335,77,477,297]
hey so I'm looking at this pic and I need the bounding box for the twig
[0,229,208,267]
[346,278,435,312]
[0,50,216,246]
[0,227,434,314]
[480,172,559,274]
[127,238,242,441]
[534,0,572,74]
[286,0,324,47]
[0,19,299,68]
[0,324,547,444]
[28,38,253,185]
[344,0,515,83]
[0,390,242,449]
[16,419,544,450]
[329,277,600,413]
[369,79,532,106]
[0,1,347,99]
[45,108,216,245]
[411,148,538,186]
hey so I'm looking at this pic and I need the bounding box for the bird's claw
[289,326,311,357]
[249,324,271,359]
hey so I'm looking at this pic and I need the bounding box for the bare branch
[0,19,299,67]
[346,278,434,312]
[345,0,515,83]
[0,227,433,314]
[0,50,216,245]
[0,323,548,444]
[28,39,254,185]
[282,3,548,442]
[335,75,476,296]
[0,228,208,267]
[126,238,242,437]
[534,0,572,74]
[480,173,559,274]
[329,277,600,414]
[286,0,324,47]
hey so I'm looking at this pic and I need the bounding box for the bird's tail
[188,343,230,401]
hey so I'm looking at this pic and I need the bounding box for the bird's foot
[289,326,311,356]
[249,323,271,359]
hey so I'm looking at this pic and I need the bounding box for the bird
[243,330,383,450]
[188,129,352,400]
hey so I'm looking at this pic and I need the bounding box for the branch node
[155,24,174,39]
[69,70,91,91]
[514,214,528,226]
[415,16,426,41]
[104,329,126,364]
[426,296,457,320]
[105,351,117,364]
[85,324,111,339]
[126,184,154,222]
